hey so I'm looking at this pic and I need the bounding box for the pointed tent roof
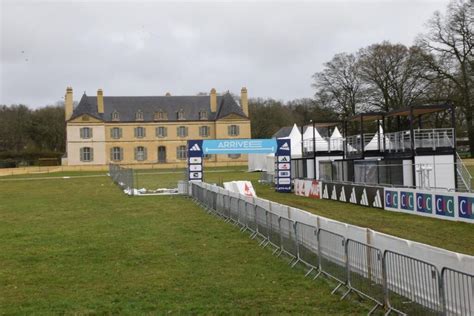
[329,127,343,151]
[364,125,386,151]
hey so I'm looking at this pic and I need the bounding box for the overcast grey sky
[1,0,451,108]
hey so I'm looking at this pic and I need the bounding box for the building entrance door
[158,146,166,163]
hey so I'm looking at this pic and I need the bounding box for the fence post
[314,228,322,280]
[438,269,447,316]
[382,251,390,313]
[277,216,283,256]
[293,222,300,265]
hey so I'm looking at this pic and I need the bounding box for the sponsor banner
[277,156,291,163]
[400,191,415,211]
[416,193,433,214]
[458,196,474,221]
[383,188,474,223]
[435,194,455,217]
[384,190,399,210]
[294,179,320,199]
[187,140,203,182]
[189,164,202,172]
[275,139,292,193]
[224,181,257,197]
[321,181,384,208]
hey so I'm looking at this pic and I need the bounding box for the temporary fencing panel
[384,250,444,315]
[279,217,297,259]
[255,205,269,242]
[442,268,474,316]
[317,229,347,290]
[295,222,319,272]
[344,240,384,313]
[189,182,473,316]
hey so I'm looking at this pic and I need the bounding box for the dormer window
[112,110,120,121]
[135,109,144,121]
[154,110,166,121]
[199,111,207,120]
[177,109,185,120]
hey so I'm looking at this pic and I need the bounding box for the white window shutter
[144,147,148,160]
[80,128,84,139]
[143,128,146,137]
[228,125,231,135]
[134,147,138,160]
[119,128,122,138]
[164,127,167,137]
[80,148,84,161]
[90,128,93,138]
[120,147,123,161]
[185,127,188,137]
[90,148,94,161]
[110,129,114,138]
[236,126,240,135]
[110,148,114,161]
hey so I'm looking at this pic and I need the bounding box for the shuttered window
[156,126,167,138]
[110,147,123,161]
[199,126,210,137]
[80,147,94,162]
[80,127,92,139]
[177,126,188,138]
[228,125,239,136]
[134,146,147,161]
[134,127,146,138]
[110,127,122,139]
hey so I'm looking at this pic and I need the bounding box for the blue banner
[275,139,292,193]
[202,139,277,154]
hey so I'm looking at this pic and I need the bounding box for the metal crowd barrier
[442,268,473,316]
[109,164,134,192]
[189,182,473,316]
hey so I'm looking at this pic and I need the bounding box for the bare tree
[417,0,473,153]
[312,53,364,119]
[357,42,433,113]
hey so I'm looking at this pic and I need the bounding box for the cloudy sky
[1,0,451,108]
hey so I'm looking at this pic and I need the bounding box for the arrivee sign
[201,139,277,154]
[187,138,286,188]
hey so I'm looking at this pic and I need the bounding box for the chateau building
[63,87,251,166]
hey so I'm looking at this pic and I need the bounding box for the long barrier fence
[108,163,185,194]
[189,181,473,316]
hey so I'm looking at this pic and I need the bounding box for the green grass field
[0,171,370,314]
[1,167,473,313]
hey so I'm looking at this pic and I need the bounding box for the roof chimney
[210,88,217,112]
[241,87,248,117]
[97,89,104,114]
[65,87,73,121]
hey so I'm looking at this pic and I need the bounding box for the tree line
[0,104,66,162]
[0,0,471,160]
[312,0,472,152]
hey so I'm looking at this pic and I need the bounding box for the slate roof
[69,92,247,122]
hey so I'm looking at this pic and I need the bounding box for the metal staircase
[455,152,472,192]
